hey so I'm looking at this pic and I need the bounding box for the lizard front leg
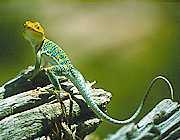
[23,51,42,80]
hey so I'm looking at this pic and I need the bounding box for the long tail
[116,76,174,125]
[68,67,174,125]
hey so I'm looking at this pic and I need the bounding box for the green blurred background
[0,2,180,139]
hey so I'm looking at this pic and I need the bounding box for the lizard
[22,20,174,125]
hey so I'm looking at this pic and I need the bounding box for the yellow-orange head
[23,21,45,42]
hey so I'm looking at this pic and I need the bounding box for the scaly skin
[23,20,174,125]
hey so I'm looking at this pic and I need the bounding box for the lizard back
[41,38,72,66]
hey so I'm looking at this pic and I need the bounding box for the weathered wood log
[0,68,112,140]
[106,99,180,140]
[1,67,179,140]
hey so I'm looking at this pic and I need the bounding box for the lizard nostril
[23,23,26,28]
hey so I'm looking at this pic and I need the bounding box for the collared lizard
[23,20,173,125]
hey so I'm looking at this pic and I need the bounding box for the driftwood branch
[0,67,112,140]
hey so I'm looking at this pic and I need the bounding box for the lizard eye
[37,25,41,30]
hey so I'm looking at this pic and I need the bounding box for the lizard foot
[30,87,49,96]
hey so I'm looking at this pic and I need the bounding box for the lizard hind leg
[45,65,70,91]
[44,65,70,120]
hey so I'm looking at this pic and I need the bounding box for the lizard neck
[29,37,45,54]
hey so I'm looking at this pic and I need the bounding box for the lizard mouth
[22,30,27,38]
[23,30,26,35]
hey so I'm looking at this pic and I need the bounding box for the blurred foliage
[0,2,180,139]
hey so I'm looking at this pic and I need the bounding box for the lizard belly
[42,54,58,65]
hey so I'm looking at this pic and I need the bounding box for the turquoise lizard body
[23,21,173,125]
